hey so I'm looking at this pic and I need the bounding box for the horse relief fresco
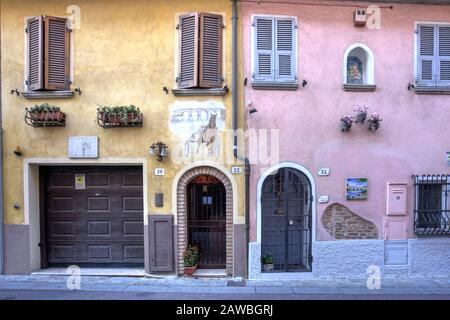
[169,101,226,160]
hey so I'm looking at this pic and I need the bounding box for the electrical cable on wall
[238,0,394,9]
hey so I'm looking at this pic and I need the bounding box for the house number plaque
[318,168,330,176]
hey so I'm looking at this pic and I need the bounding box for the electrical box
[387,183,407,216]
[155,193,164,208]
[354,10,367,27]
[384,218,408,240]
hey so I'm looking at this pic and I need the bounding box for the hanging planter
[340,115,354,132]
[97,105,143,128]
[354,105,369,124]
[367,112,383,131]
[24,103,65,127]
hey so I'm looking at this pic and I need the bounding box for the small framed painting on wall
[346,178,368,200]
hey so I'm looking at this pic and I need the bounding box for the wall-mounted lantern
[150,142,168,161]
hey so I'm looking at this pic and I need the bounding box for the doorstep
[32,268,146,277]
[192,269,228,278]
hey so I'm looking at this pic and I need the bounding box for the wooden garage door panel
[87,173,110,188]
[122,172,143,187]
[45,166,144,266]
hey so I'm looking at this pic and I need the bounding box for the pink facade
[242,1,450,242]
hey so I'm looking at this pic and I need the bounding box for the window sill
[343,84,377,92]
[413,86,450,95]
[22,91,75,99]
[171,88,228,97]
[251,82,299,91]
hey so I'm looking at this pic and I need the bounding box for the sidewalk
[0,274,449,297]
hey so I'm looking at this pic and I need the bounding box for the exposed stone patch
[322,203,378,239]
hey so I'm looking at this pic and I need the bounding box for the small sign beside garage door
[75,174,86,190]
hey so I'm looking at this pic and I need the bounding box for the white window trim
[414,21,450,87]
[23,16,74,92]
[251,14,298,84]
[172,12,227,89]
[343,43,375,85]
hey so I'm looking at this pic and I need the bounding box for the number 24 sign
[318,168,330,176]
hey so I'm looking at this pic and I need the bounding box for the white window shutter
[417,25,436,87]
[254,17,275,82]
[438,26,450,86]
[275,18,295,83]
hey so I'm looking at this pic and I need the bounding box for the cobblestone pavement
[0,275,448,299]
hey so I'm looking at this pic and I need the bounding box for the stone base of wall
[313,240,385,279]
[249,238,450,280]
[409,238,450,277]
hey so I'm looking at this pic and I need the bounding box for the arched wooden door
[187,175,226,269]
[261,168,312,272]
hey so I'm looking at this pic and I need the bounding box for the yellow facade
[1,0,245,226]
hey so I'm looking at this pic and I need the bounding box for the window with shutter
[27,16,44,91]
[438,26,450,86]
[26,15,70,92]
[177,12,223,90]
[178,13,199,89]
[416,24,450,88]
[253,16,297,86]
[199,13,223,88]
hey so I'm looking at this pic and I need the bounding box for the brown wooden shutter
[178,13,199,89]
[44,16,70,90]
[27,16,44,91]
[199,13,223,88]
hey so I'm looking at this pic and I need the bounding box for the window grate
[412,175,450,236]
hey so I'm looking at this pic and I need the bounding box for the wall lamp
[150,142,168,161]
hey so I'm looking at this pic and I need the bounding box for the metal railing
[412,175,450,236]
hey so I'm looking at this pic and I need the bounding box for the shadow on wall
[322,203,378,239]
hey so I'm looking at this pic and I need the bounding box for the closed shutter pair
[178,12,223,89]
[254,17,296,83]
[417,24,450,87]
[27,16,70,91]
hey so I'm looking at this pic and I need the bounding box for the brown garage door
[43,166,144,267]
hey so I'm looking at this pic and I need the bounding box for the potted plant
[354,105,369,124]
[262,252,274,272]
[97,104,143,127]
[183,245,200,277]
[24,103,65,127]
[367,112,382,131]
[340,115,354,132]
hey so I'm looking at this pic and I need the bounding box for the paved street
[0,275,448,300]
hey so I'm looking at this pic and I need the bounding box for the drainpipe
[0,128,3,275]
[0,12,3,274]
[231,0,250,278]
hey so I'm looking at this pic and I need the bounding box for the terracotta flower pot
[184,264,198,277]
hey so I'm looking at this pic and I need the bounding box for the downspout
[0,8,3,274]
[231,0,250,278]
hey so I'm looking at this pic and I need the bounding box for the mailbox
[387,183,407,216]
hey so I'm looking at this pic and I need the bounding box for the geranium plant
[340,115,354,132]
[24,103,65,127]
[97,104,142,128]
[354,105,369,124]
[367,112,382,131]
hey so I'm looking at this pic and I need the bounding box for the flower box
[24,104,65,127]
[97,105,143,128]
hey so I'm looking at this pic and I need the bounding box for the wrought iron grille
[187,178,226,269]
[412,175,450,236]
[261,168,312,272]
